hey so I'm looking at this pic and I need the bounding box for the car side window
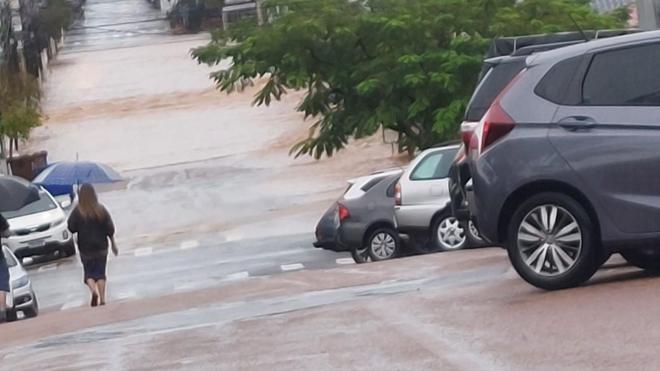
[410,150,454,181]
[583,43,660,106]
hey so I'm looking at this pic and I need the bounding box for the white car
[3,188,75,260]
[3,246,38,320]
[394,143,482,252]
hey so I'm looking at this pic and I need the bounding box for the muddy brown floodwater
[28,33,403,249]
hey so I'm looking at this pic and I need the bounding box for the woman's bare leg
[0,291,6,322]
[86,279,98,306]
[97,279,106,305]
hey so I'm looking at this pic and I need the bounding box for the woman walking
[0,213,10,322]
[68,184,118,307]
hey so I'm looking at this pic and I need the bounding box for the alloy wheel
[370,232,397,259]
[517,204,582,277]
[438,217,466,250]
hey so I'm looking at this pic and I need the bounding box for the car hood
[8,264,26,281]
[7,208,65,230]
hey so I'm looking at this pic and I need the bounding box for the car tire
[620,248,660,271]
[351,245,370,264]
[467,220,485,247]
[507,192,601,290]
[62,241,76,257]
[367,228,400,261]
[5,309,17,322]
[426,212,467,253]
[24,297,39,318]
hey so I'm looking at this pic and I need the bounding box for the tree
[0,67,42,158]
[194,0,624,159]
[489,0,622,36]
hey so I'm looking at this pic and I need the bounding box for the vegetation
[191,0,622,158]
[33,0,75,41]
[0,67,42,158]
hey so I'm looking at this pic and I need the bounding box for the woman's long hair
[77,184,105,220]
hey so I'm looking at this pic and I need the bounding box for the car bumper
[11,284,35,311]
[448,157,472,222]
[5,222,73,258]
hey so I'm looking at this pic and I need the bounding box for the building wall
[592,0,634,12]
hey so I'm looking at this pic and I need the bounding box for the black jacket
[68,206,115,259]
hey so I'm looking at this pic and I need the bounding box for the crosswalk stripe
[224,271,249,281]
[180,240,200,250]
[336,258,355,265]
[38,264,58,273]
[281,263,304,272]
[61,299,84,311]
[134,247,153,257]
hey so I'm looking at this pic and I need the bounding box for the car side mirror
[60,199,72,209]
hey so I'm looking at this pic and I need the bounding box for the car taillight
[481,102,515,152]
[338,203,350,221]
[394,182,402,206]
[475,69,525,155]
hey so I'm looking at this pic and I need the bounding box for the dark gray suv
[452,30,660,290]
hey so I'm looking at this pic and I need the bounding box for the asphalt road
[27,234,350,312]
[5,248,660,371]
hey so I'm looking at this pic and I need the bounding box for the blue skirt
[0,258,9,292]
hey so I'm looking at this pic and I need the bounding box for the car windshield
[3,249,18,268]
[3,192,57,219]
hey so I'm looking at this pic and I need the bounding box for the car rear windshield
[360,176,387,192]
[465,59,525,121]
[3,192,57,219]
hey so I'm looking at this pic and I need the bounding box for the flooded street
[18,0,400,315]
[7,1,658,370]
[29,0,400,249]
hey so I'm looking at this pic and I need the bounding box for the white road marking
[281,263,304,272]
[134,247,153,257]
[224,271,249,281]
[336,258,355,265]
[115,290,137,300]
[38,264,58,273]
[180,240,200,250]
[61,299,84,311]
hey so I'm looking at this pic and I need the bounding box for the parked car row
[450,29,660,290]
[314,145,485,263]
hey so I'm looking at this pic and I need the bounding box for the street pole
[637,0,660,30]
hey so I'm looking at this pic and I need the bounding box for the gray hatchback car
[452,30,660,290]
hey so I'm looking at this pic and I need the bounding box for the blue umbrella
[33,161,123,187]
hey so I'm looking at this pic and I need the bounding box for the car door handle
[558,116,596,131]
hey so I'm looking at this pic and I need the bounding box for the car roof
[528,30,660,66]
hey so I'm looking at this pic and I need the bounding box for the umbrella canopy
[0,176,40,212]
[33,161,123,187]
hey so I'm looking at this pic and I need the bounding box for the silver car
[3,188,75,261]
[394,143,481,252]
[3,246,38,321]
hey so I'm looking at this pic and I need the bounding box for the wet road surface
[29,233,350,312]
[3,249,660,370]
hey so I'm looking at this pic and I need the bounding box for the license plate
[28,240,46,248]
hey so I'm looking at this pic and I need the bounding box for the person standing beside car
[0,213,10,323]
[67,184,118,307]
